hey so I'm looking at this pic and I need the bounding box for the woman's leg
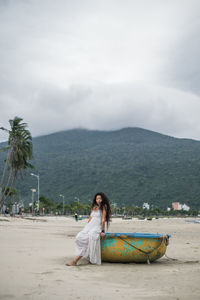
[67,255,82,266]
[67,231,89,266]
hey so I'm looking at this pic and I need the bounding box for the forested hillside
[1,127,200,209]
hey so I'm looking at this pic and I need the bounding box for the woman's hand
[100,232,105,238]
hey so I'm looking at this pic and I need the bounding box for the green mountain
[1,127,200,209]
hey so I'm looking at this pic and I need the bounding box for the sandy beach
[0,216,199,300]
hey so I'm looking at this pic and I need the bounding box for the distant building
[143,202,150,210]
[2,205,6,214]
[172,202,181,210]
[181,204,190,211]
[172,202,190,211]
[12,203,19,214]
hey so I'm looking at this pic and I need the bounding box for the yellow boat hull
[101,233,169,263]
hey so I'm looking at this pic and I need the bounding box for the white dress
[75,209,102,265]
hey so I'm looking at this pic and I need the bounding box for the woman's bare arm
[88,210,93,223]
[100,207,106,237]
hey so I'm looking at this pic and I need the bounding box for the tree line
[16,195,198,217]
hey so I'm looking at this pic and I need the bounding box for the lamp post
[30,173,40,213]
[59,194,65,215]
[74,197,80,215]
[122,203,126,216]
[31,188,36,216]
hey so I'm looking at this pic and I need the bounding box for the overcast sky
[0,0,200,142]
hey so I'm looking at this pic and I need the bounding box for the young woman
[67,192,111,266]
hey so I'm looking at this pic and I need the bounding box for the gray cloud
[1,82,200,140]
[160,1,200,95]
[0,0,200,142]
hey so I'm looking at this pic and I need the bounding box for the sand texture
[0,216,200,300]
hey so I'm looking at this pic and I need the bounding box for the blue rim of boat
[105,232,171,238]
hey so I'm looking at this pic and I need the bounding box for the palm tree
[0,117,33,209]
[4,186,18,198]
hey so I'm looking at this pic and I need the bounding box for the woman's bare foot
[87,259,92,264]
[66,261,77,266]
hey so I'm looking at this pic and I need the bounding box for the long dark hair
[91,192,112,227]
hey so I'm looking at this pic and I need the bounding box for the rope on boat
[118,235,170,264]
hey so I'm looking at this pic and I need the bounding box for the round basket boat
[101,233,170,263]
